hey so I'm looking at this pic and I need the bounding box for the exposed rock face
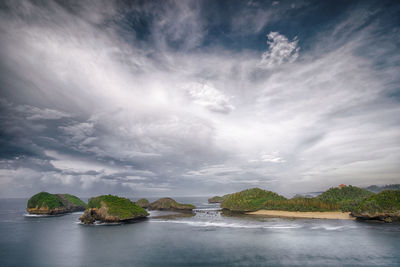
[135,198,150,209]
[80,195,149,224]
[351,211,400,223]
[148,198,195,212]
[27,192,86,215]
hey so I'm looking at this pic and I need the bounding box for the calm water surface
[1,197,400,266]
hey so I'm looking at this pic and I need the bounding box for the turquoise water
[1,197,400,266]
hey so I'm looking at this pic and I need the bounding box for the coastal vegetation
[351,190,400,222]
[220,186,379,213]
[221,188,286,212]
[27,192,86,215]
[219,186,400,222]
[148,198,195,211]
[317,185,374,211]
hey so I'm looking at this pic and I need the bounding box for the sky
[0,0,399,198]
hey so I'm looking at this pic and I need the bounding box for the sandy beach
[247,210,355,220]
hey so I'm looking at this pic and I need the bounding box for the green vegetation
[221,188,286,212]
[148,198,195,211]
[87,195,148,220]
[27,192,64,209]
[352,190,400,216]
[263,197,340,212]
[318,185,374,211]
[220,186,376,213]
[61,194,86,206]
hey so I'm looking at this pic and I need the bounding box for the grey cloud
[0,0,399,197]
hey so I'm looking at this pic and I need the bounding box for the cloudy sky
[0,0,399,198]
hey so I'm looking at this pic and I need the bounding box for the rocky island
[148,198,195,212]
[135,198,150,208]
[27,192,86,215]
[80,195,149,224]
[351,190,400,222]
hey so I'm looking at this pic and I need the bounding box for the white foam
[310,225,355,231]
[193,208,222,212]
[75,221,122,226]
[151,220,301,229]
[23,213,56,217]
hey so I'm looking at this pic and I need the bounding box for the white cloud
[185,82,235,113]
[260,32,299,68]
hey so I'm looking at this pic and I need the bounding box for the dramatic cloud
[0,0,399,197]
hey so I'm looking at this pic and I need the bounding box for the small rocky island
[208,194,230,203]
[148,198,195,212]
[135,198,150,208]
[80,195,149,224]
[27,192,86,215]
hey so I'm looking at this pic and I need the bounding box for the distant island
[213,186,400,222]
[148,198,195,212]
[364,184,400,193]
[27,192,86,215]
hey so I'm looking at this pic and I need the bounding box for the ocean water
[1,197,400,267]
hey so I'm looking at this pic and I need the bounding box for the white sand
[247,210,355,220]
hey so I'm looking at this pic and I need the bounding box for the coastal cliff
[80,195,148,224]
[27,192,86,215]
[148,198,195,212]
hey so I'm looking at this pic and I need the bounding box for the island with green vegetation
[80,195,149,224]
[218,186,400,222]
[351,190,400,222]
[148,198,195,212]
[27,192,86,215]
[135,198,150,208]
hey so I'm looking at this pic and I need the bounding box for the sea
[1,197,400,267]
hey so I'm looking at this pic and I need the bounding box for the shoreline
[246,210,355,220]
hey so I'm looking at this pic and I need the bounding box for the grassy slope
[88,195,148,220]
[263,197,341,212]
[61,194,86,206]
[27,192,64,209]
[318,185,374,211]
[221,188,286,212]
[352,190,400,215]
